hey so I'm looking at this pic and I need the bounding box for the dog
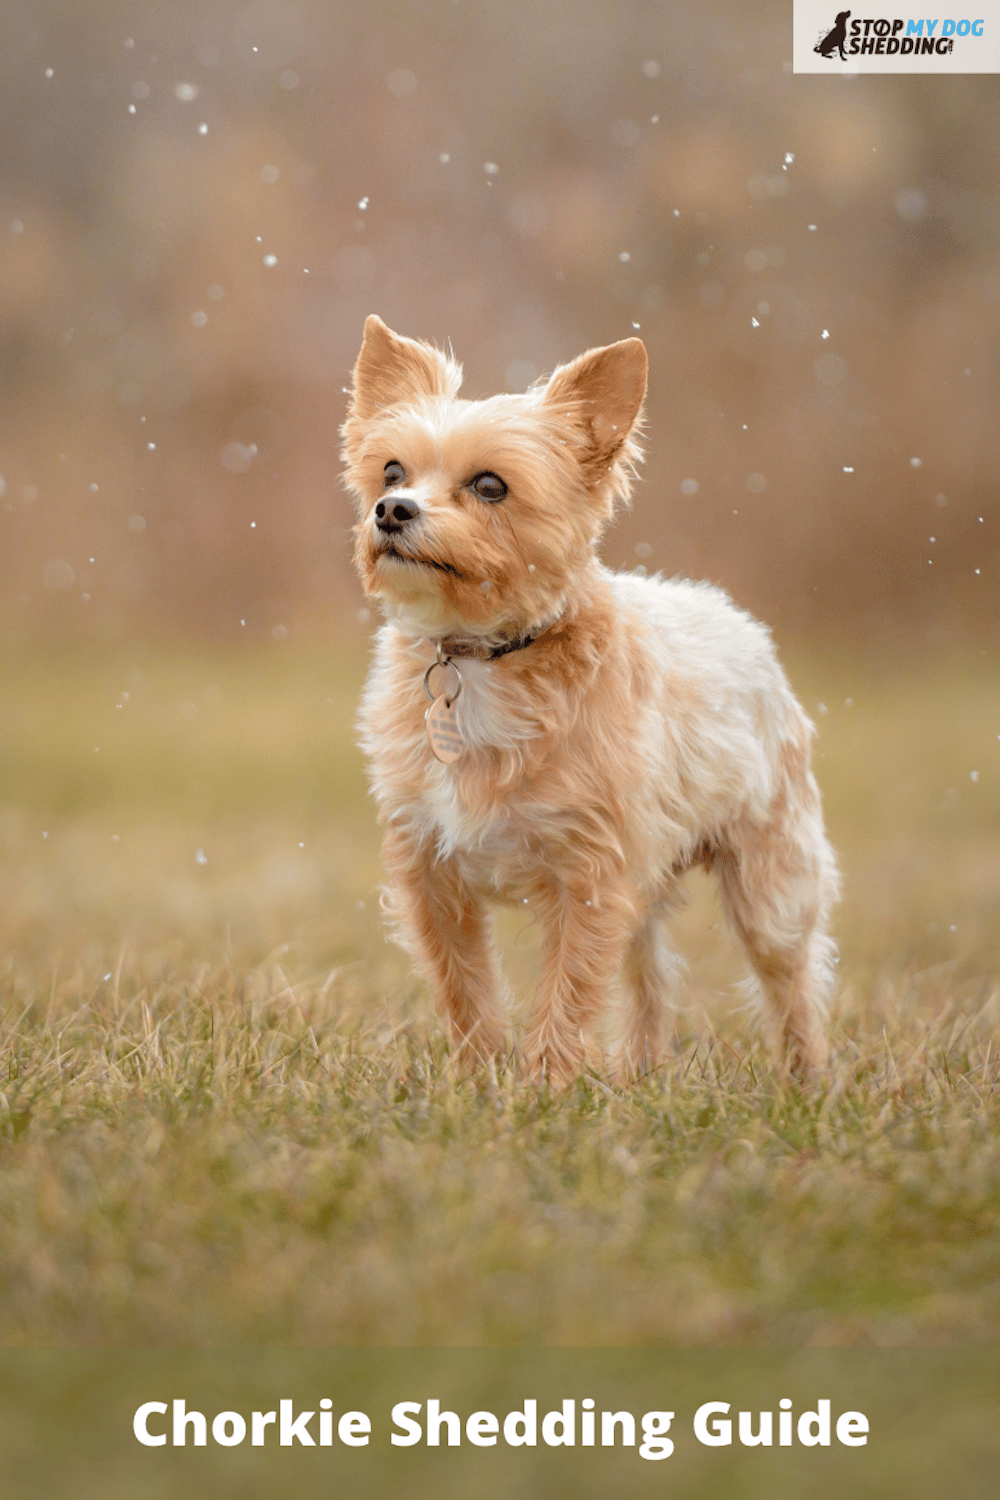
[342,316,839,1087]
[815,11,851,60]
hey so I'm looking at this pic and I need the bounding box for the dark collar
[434,614,561,661]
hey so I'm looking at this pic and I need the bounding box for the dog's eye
[470,472,508,503]
[383,461,406,487]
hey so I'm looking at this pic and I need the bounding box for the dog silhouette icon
[815,10,851,59]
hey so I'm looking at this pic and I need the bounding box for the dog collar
[432,610,562,662]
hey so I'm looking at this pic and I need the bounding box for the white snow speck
[221,442,257,473]
[751,317,759,328]
[910,456,922,467]
[680,478,699,496]
[619,251,630,262]
[641,59,661,78]
[198,122,208,134]
[89,482,99,492]
[843,466,854,473]
[439,153,450,163]
[808,223,817,231]
[784,152,795,164]
[195,848,208,866]
[970,770,979,782]
[128,105,136,114]
[147,441,155,450]
[45,67,54,78]
[357,196,369,210]
[386,68,417,98]
[483,161,499,175]
[821,328,830,339]
[174,82,198,101]
[895,188,928,222]
[263,253,277,266]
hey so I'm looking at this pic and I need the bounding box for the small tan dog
[342,316,839,1086]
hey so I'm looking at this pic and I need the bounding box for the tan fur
[343,315,839,1087]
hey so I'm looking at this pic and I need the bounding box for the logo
[813,13,983,59]
[793,2,1000,69]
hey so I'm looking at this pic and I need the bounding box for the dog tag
[425,695,464,763]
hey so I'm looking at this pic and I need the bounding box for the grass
[0,636,998,1345]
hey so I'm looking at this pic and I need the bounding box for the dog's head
[341,315,647,636]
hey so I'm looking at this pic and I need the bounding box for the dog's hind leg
[619,896,686,1077]
[715,740,840,1077]
[381,826,507,1066]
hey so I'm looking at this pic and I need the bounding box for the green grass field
[1,638,998,1345]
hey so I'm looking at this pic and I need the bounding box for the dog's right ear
[347,315,462,422]
[543,337,647,487]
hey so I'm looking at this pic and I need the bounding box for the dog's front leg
[522,878,633,1089]
[381,825,507,1067]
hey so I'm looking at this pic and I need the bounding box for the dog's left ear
[348,314,462,422]
[544,337,647,472]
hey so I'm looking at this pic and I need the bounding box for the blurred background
[0,0,996,645]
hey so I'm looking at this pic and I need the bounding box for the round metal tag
[425,695,464,763]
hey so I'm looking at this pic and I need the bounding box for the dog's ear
[543,337,647,474]
[348,315,462,420]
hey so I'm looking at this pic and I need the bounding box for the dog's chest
[419,773,536,891]
[372,655,546,887]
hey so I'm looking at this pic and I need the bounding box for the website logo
[794,2,1000,69]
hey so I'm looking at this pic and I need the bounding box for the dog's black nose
[375,498,420,532]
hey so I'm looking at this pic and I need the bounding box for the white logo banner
[793,3,1000,70]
